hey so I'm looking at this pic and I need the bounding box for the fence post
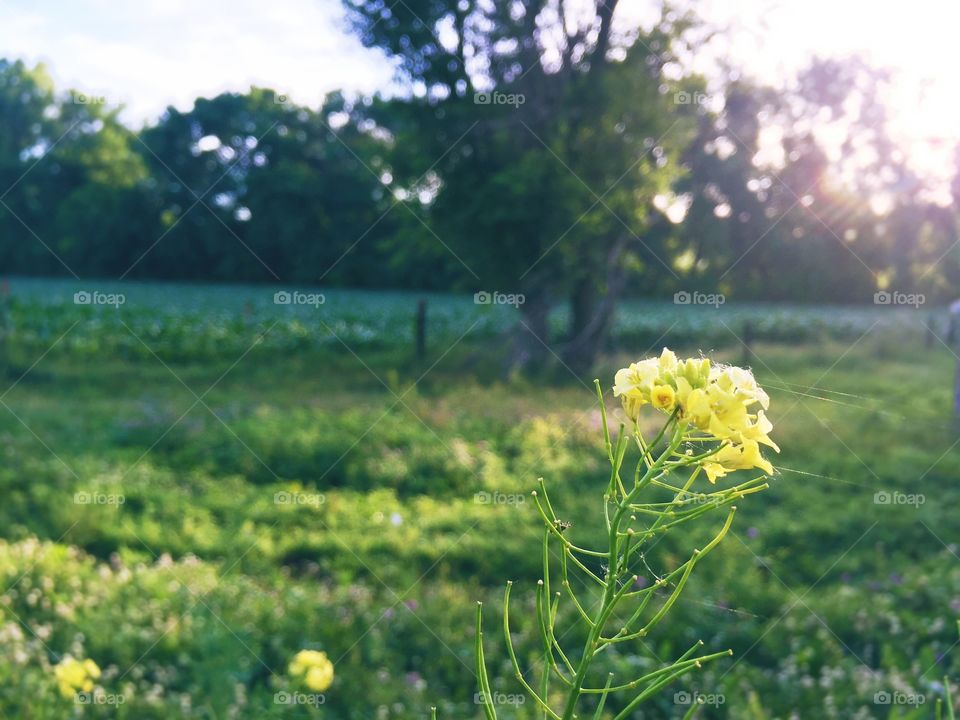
[415,299,427,362]
[954,359,960,420]
[0,279,8,379]
[742,320,754,366]
[952,302,960,421]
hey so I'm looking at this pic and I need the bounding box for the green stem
[503,583,561,719]
[476,602,498,720]
[558,422,686,720]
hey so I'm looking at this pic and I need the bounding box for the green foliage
[3,49,960,309]
[0,290,959,716]
[0,278,936,364]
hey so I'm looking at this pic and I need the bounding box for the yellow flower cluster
[613,349,778,482]
[54,656,101,698]
[288,649,334,692]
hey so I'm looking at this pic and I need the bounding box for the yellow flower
[288,649,334,692]
[614,350,708,419]
[651,384,676,410]
[305,664,334,691]
[711,365,770,411]
[679,387,707,428]
[620,395,644,421]
[657,348,679,373]
[613,359,658,394]
[702,440,774,483]
[54,656,101,698]
[613,349,778,481]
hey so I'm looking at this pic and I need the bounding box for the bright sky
[1,0,957,187]
[0,0,394,126]
[690,0,960,193]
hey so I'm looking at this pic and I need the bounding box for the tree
[137,89,396,284]
[343,0,696,371]
[663,57,943,304]
[0,59,156,277]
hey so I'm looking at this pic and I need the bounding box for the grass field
[1,276,936,359]
[0,278,957,718]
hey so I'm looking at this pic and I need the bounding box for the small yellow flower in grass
[54,656,101,698]
[288,649,334,692]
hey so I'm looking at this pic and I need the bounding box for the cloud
[0,0,394,125]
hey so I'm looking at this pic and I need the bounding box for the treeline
[1,53,957,303]
[0,62,413,287]
[1,1,960,367]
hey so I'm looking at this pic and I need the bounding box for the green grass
[0,280,957,718]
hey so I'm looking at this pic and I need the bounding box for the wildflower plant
[53,655,101,698]
[288,649,335,692]
[476,349,777,719]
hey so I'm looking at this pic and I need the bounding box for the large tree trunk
[561,236,628,373]
[505,289,551,375]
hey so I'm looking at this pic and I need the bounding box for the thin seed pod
[580,651,723,693]
[560,550,594,626]
[475,602,498,720]
[594,379,613,464]
[611,650,733,720]
[612,426,629,498]
[531,491,606,561]
[639,509,737,637]
[612,509,737,640]
[502,582,562,720]
[591,674,614,720]
[535,580,572,684]
[946,674,956,720]
[540,647,550,720]
[548,592,576,676]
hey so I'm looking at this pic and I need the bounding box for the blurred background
[0,0,958,717]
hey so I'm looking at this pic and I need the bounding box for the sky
[691,0,960,193]
[0,0,395,125]
[1,0,958,186]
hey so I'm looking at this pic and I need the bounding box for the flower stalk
[477,350,777,718]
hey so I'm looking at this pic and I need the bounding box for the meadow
[0,278,957,718]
